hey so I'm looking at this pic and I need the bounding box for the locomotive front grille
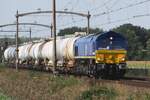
[95,50,127,64]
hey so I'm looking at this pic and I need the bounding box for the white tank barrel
[4,46,16,61]
[65,37,80,60]
[18,43,33,62]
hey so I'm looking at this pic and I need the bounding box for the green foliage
[125,69,149,77]
[127,93,150,100]
[113,23,150,60]
[127,94,134,100]
[48,75,80,95]
[79,86,117,100]
[0,37,41,46]
[0,93,11,100]
[58,27,103,36]
[0,63,6,74]
[28,70,42,78]
[0,63,5,68]
[143,93,150,100]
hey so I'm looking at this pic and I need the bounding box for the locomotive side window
[75,46,78,56]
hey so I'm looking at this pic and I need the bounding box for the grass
[0,64,83,100]
[127,93,150,100]
[0,63,150,100]
[78,82,150,100]
[0,92,11,100]
[48,75,80,95]
[126,61,150,77]
[127,61,150,69]
[78,86,117,100]
[125,69,150,77]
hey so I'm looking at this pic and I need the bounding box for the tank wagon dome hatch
[74,31,127,56]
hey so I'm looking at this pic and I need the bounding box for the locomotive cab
[95,31,127,78]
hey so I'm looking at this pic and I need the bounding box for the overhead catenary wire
[69,0,79,26]
[109,0,121,9]
[70,0,79,11]
[63,0,72,9]
[95,13,150,27]
[90,0,113,12]
[2,1,149,38]
[57,18,85,28]
[93,0,150,17]
[31,18,85,32]
[57,0,73,20]
[100,0,121,27]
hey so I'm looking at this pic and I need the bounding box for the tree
[145,38,150,60]
[58,27,103,36]
[113,23,150,60]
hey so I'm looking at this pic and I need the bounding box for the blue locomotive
[74,31,127,78]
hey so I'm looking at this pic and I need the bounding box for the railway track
[86,77,150,88]
[119,79,150,88]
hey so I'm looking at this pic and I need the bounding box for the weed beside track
[1,64,150,100]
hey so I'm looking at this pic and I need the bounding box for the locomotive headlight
[118,54,126,62]
[96,54,104,61]
[121,58,125,61]
[97,58,101,61]
[110,37,113,40]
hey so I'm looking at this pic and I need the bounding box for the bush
[48,75,80,95]
[79,86,117,100]
[0,63,5,68]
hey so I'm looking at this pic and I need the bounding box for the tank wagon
[4,31,127,78]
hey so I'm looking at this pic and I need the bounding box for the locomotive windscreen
[96,32,127,50]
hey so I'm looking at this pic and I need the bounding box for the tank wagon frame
[4,31,127,79]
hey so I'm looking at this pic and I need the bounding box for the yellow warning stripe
[96,50,127,54]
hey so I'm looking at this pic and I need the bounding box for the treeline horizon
[1,23,150,61]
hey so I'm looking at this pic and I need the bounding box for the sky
[0,0,150,38]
